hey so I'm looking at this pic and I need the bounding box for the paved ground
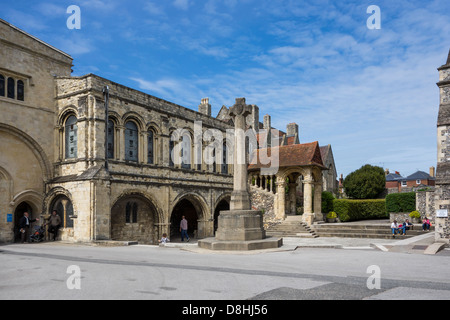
[1,231,449,303]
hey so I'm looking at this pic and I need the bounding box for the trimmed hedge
[385,192,416,213]
[332,199,387,222]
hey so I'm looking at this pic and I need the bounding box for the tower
[435,49,450,242]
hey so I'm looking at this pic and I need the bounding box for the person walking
[19,212,39,243]
[180,216,190,242]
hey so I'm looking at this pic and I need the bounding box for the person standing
[180,216,190,242]
[19,212,39,243]
[47,210,61,241]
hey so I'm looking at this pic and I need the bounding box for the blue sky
[3,0,450,177]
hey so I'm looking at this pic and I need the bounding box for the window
[65,115,78,159]
[107,120,115,159]
[148,130,154,164]
[401,181,407,187]
[181,132,191,169]
[0,75,4,97]
[125,121,138,162]
[416,179,421,185]
[17,80,24,101]
[221,143,228,174]
[169,139,174,167]
[125,202,138,223]
[7,77,14,99]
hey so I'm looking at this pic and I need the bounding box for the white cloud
[173,0,190,11]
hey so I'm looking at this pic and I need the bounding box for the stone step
[311,227,426,234]
[311,222,434,239]
[266,217,317,238]
[315,232,414,240]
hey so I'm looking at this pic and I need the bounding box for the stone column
[303,176,314,226]
[229,98,252,211]
[275,177,286,220]
[199,98,282,250]
[61,199,68,229]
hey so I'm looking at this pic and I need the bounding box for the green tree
[343,164,386,199]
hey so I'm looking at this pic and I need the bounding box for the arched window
[147,130,154,164]
[107,120,115,159]
[65,115,78,159]
[125,121,138,162]
[169,139,175,167]
[125,201,138,223]
[0,75,5,97]
[7,77,15,99]
[181,131,191,169]
[221,142,228,174]
[17,80,24,101]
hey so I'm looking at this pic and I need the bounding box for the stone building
[435,49,450,242]
[0,19,335,243]
[0,19,233,243]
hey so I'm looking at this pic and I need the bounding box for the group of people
[390,217,432,238]
[18,210,61,243]
[20,211,192,245]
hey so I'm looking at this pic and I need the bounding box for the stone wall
[0,20,72,242]
[416,190,435,222]
[250,186,278,229]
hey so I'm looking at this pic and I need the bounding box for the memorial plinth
[198,98,282,251]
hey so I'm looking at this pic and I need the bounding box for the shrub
[326,211,337,219]
[322,191,335,214]
[343,164,386,199]
[385,192,416,213]
[332,199,387,222]
[409,211,421,219]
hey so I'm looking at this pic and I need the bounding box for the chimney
[247,104,259,132]
[286,123,300,144]
[263,114,272,148]
[430,166,435,178]
[198,98,211,117]
[263,114,271,130]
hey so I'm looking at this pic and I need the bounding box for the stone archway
[13,202,34,242]
[111,193,160,244]
[170,193,209,240]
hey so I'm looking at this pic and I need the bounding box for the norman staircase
[266,215,318,238]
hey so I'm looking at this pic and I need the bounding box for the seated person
[391,220,401,238]
[422,217,431,231]
[401,219,414,235]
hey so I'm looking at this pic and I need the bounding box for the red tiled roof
[248,141,325,170]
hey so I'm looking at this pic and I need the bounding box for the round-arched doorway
[14,201,34,242]
[170,199,198,241]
